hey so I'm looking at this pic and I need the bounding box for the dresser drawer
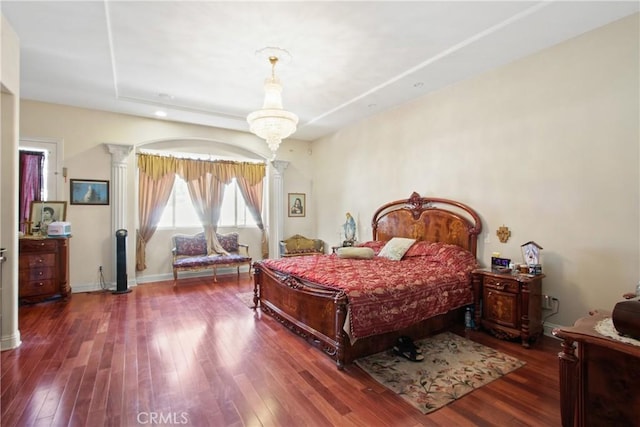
[20,279,56,297]
[20,253,56,269]
[24,266,54,281]
[484,276,519,294]
[20,239,58,252]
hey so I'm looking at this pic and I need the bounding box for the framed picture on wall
[288,193,305,217]
[28,200,67,235]
[70,179,110,205]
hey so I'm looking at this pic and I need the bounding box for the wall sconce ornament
[496,225,511,243]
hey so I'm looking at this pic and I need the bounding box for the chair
[279,234,324,257]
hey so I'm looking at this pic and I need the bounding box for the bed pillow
[356,240,386,255]
[378,237,416,261]
[404,241,440,257]
[336,247,375,259]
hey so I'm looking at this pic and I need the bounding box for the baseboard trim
[1,330,21,351]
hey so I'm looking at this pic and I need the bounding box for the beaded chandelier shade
[247,52,298,158]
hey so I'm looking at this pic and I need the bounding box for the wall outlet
[542,295,554,310]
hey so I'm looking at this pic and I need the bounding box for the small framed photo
[70,179,110,205]
[29,201,67,235]
[288,193,305,217]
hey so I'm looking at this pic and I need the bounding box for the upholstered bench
[172,232,251,282]
[279,234,324,257]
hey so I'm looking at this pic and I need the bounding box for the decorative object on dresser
[552,311,640,427]
[19,236,71,304]
[28,200,67,236]
[472,269,543,347]
[279,234,324,257]
[253,191,482,369]
[521,240,543,275]
[342,212,356,246]
[611,299,640,340]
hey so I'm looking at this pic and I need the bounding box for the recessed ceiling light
[154,110,167,118]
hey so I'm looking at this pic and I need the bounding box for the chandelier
[247,48,298,158]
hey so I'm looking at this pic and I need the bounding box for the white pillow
[378,237,416,261]
[336,247,375,259]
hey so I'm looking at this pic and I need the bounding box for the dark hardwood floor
[2,275,562,426]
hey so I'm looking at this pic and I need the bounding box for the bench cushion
[173,253,251,268]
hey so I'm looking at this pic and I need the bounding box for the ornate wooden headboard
[371,192,482,256]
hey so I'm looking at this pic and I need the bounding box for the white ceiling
[2,1,638,142]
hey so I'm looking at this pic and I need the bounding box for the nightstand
[472,269,544,347]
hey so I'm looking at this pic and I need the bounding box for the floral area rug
[354,331,525,414]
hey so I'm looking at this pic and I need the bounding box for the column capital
[271,160,289,175]
[104,144,133,164]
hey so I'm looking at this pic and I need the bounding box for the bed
[252,192,482,369]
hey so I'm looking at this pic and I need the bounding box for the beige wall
[312,14,639,329]
[19,101,314,288]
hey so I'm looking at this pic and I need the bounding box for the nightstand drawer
[484,276,519,294]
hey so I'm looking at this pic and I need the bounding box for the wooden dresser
[19,237,71,304]
[552,311,640,427]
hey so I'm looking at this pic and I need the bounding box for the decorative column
[104,144,133,283]
[270,160,289,258]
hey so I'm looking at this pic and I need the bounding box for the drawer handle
[36,282,44,287]
[38,271,43,276]
[495,282,508,290]
[38,258,44,263]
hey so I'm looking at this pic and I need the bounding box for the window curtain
[136,155,177,271]
[235,163,268,258]
[136,153,267,262]
[184,172,228,255]
[19,150,44,234]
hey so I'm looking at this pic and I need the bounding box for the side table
[472,269,544,347]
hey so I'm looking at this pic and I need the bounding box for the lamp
[247,49,298,158]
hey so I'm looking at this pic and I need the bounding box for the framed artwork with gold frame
[288,193,305,217]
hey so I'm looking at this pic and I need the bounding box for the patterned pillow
[175,233,207,256]
[217,232,239,252]
[378,237,416,261]
[356,240,386,255]
[404,241,442,257]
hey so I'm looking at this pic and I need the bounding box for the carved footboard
[253,263,350,369]
[253,261,464,369]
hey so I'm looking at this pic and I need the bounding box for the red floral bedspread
[260,242,478,341]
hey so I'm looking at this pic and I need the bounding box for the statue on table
[343,212,356,246]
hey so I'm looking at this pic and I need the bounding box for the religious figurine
[343,212,356,246]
